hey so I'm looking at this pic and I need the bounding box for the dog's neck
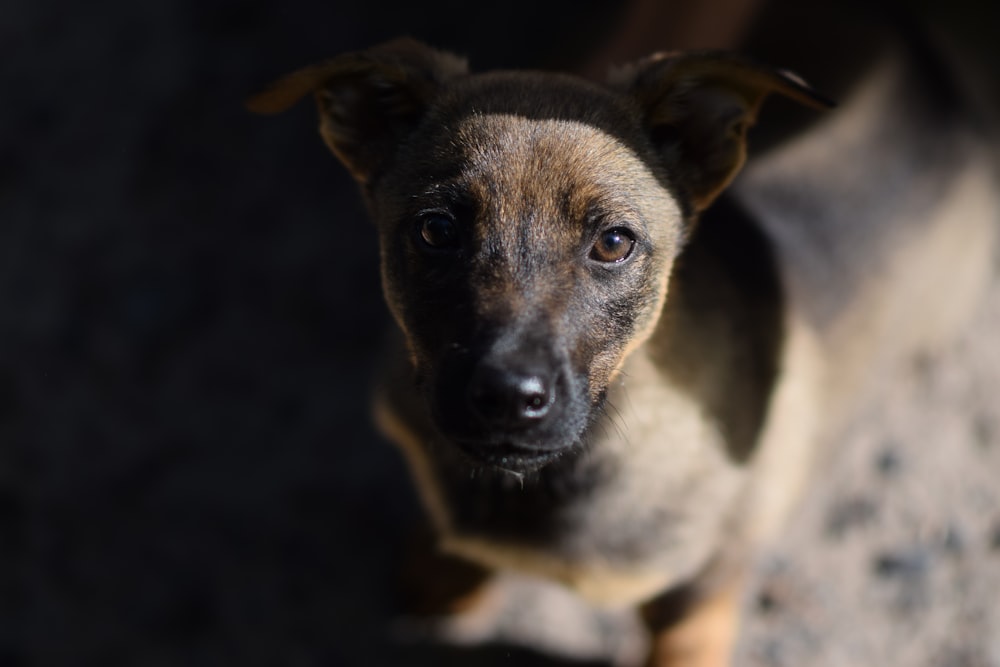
[646,195,785,464]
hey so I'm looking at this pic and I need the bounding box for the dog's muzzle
[429,337,589,472]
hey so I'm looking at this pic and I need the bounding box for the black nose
[467,363,554,428]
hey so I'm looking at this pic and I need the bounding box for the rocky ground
[3,1,999,665]
[736,269,1000,667]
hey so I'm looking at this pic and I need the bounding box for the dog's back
[737,39,999,425]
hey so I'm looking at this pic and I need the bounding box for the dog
[248,36,998,666]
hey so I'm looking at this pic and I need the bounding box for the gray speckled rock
[738,274,1000,667]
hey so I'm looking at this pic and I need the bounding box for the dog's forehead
[453,113,641,186]
[443,113,679,240]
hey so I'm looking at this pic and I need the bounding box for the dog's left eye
[590,228,636,263]
[417,214,460,250]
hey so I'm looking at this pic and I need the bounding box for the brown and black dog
[248,35,998,666]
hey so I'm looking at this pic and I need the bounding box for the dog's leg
[641,580,743,667]
[397,527,493,617]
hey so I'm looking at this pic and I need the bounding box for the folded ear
[614,52,833,213]
[247,39,468,185]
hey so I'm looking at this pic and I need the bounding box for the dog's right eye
[417,214,460,250]
[590,227,636,263]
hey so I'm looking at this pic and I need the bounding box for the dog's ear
[247,39,468,184]
[614,52,833,213]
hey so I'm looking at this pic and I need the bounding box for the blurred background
[2,0,999,665]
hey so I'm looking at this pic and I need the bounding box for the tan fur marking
[644,583,742,667]
[441,535,677,608]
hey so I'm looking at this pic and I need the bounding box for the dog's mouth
[441,387,607,474]
[453,440,570,473]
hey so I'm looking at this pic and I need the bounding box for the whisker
[617,381,638,420]
[598,400,629,444]
[497,467,525,489]
[596,418,612,440]
[605,397,627,425]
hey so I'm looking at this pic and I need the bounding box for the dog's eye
[590,228,635,263]
[417,214,460,250]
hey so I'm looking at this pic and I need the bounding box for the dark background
[0,3,626,665]
[2,1,998,665]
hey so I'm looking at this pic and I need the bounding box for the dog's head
[249,40,828,472]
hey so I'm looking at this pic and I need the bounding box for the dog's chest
[435,357,749,605]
